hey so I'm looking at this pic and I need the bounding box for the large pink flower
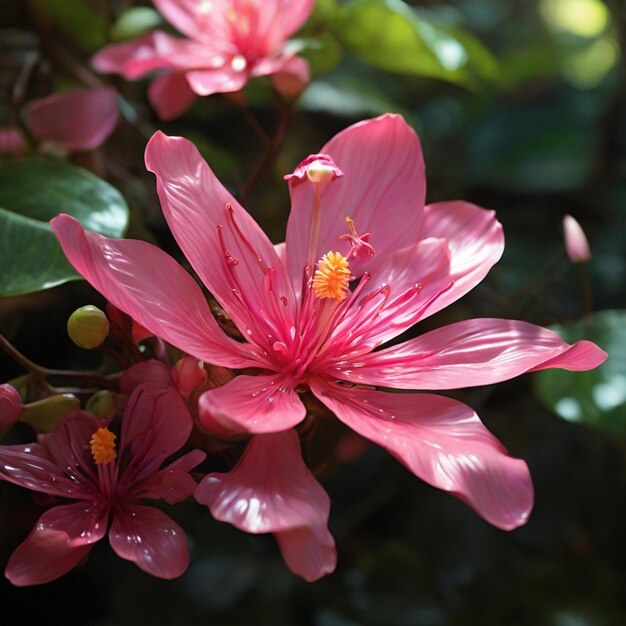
[93,0,313,119]
[0,378,205,585]
[51,114,607,578]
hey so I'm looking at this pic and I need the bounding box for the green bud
[21,394,81,433]
[86,390,120,419]
[67,305,109,349]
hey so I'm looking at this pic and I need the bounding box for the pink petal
[93,31,224,79]
[109,504,190,579]
[185,66,249,95]
[26,88,118,152]
[51,214,255,368]
[311,380,533,530]
[117,383,194,492]
[195,430,336,581]
[152,0,235,45]
[268,55,310,98]
[121,359,174,393]
[285,114,426,295]
[321,238,451,358]
[148,72,198,120]
[333,318,608,389]
[6,502,108,586]
[0,127,27,158]
[131,449,206,504]
[417,201,504,318]
[563,214,591,263]
[0,442,92,499]
[144,131,296,351]
[0,384,24,426]
[198,374,305,435]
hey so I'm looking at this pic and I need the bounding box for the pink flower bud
[0,384,24,427]
[563,215,591,263]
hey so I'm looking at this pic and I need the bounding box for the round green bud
[86,390,119,419]
[67,305,110,349]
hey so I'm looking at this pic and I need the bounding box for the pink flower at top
[93,0,313,120]
[51,114,607,580]
[0,377,205,585]
[26,88,119,153]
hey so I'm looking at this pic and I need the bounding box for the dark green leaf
[534,310,626,435]
[0,159,129,296]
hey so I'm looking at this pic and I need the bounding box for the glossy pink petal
[51,214,255,368]
[198,374,305,435]
[109,503,190,579]
[323,238,451,356]
[145,131,296,347]
[311,380,533,530]
[26,88,118,152]
[417,201,504,318]
[185,66,249,95]
[6,502,108,586]
[285,114,426,292]
[117,384,194,492]
[334,318,608,389]
[0,443,91,499]
[148,72,198,120]
[0,384,24,426]
[195,430,336,581]
[152,0,235,45]
[93,31,224,78]
[131,449,206,504]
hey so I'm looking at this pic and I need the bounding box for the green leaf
[0,159,129,296]
[336,0,498,85]
[534,310,626,435]
[28,0,108,51]
[111,7,163,42]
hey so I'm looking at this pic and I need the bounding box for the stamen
[90,427,117,465]
[340,217,375,259]
[312,251,351,301]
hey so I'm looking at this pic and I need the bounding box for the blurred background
[1,0,625,624]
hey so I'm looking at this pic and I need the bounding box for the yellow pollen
[312,251,351,301]
[90,427,117,465]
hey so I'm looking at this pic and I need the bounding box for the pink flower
[93,0,313,120]
[25,88,119,153]
[0,378,205,585]
[51,114,607,579]
[0,128,27,158]
[0,384,24,428]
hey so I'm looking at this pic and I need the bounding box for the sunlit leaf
[0,159,129,296]
[534,310,626,434]
[111,7,162,42]
[336,0,498,85]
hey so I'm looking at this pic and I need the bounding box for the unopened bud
[563,215,591,263]
[20,394,81,433]
[67,305,110,349]
[85,390,120,419]
[0,384,24,427]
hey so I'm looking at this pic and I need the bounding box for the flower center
[90,427,117,465]
[312,251,351,301]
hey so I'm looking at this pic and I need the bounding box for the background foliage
[1,0,625,624]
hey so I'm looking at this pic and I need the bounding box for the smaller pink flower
[0,384,24,428]
[25,87,119,153]
[563,214,591,263]
[0,379,205,585]
[92,0,314,119]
